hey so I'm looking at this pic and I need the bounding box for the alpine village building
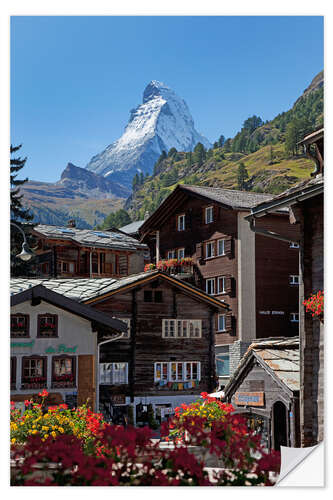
[10,282,127,410]
[139,185,301,386]
[244,128,324,447]
[30,222,150,278]
[11,272,228,424]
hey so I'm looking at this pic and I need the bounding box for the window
[162,319,202,338]
[206,278,215,295]
[177,248,185,260]
[217,277,226,294]
[167,250,176,259]
[290,242,299,248]
[11,314,29,338]
[38,314,58,337]
[100,362,128,385]
[289,275,300,285]
[206,241,215,259]
[40,262,49,274]
[154,361,201,382]
[217,314,226,332]
[205,206,214,224]
[144,290,163,303]
[52,356,76,387]
[21,357,47,388]
[177,214,185,231]
[217,239,225,256]
[216,354,230,377]
[58,261,75,273]
[290,313,299,323]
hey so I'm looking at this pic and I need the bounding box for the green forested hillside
[126,74,323,221]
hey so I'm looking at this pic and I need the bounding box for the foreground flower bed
[10,393,281,486]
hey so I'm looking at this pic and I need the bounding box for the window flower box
[303,290,324,322]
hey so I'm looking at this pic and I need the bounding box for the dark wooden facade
[84,273,227,415]
[140,186,300,346]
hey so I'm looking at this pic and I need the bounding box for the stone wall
[229,340,251,375]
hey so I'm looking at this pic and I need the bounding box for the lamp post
[10,222,34,261]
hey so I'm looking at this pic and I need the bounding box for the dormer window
[205,206,214,224]
[38,314,58,338]
[178,214,185,231]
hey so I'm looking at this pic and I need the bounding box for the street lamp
[10,222,34,261]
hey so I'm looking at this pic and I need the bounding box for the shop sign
[45,344,78,354]
[111,394,126,405]
[235,391,264,407]
[11,340,35,348]
[259,311,284,316]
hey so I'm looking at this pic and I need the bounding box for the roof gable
[139,184,275,235]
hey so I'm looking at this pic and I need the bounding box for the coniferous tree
[10,144,35,276]
[218,135,225,147]
[237,162,249,191]
[193,142,206,167]
[168,147,177,158]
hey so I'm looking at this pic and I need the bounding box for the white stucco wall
[11,300,98,400]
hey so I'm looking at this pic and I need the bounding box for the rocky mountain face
[86,80,212,189]
[58,163,130,198]
[20,163,126,228]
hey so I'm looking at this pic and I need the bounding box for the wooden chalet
[31,222,149,278]
[10,282,127,411]
[11,272,228,425]
[139,185,300,385]
[246,128,324,447]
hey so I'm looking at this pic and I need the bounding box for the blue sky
[11,16,323,183]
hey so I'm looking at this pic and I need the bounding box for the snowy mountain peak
[86,81,212,189]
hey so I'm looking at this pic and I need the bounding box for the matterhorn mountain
[86,80,212,189]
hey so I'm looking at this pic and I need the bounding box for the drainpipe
[247,215,299,245]
[96,332,125,414]
[155,230,160,264]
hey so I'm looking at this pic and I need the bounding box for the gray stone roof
[119,220,145,235]
[10,272,159,303]
[33,224,148,252]
[180,185,275,210]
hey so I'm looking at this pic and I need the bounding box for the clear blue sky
[11,16,323,183]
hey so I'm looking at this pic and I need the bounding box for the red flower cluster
[144,258,193,272]
[53,374,74,382]
[11,414,280,486]
[303,290,324,318]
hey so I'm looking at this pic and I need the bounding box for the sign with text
[235,391,265,407]
[11,340,35,348]
[45,344,78,354]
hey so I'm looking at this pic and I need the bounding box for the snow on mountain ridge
[86,80,212,188]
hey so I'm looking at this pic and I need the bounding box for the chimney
[144,211,150,221]
[67,219,76,228]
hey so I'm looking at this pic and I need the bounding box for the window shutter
[224,237,234,258]
[186,210,192,230]
[214,205,219,222]
[225,314,236,336]
[196,242,204,263]
[225,276,235,296]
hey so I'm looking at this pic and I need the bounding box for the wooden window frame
[167,250,176,259]
[177,247,185,260]
[162,319,202,338]
[177,214,186,231]
[217,276,226,294]
[52,355,76,388]
[205,241,215,259]
[11,313,30,338]
[217,314,226,332]
[37,314,58,338]
[21,356,47,389]
[217,239,226,256]
[205,206,214,224]
[154,361,201,382]
[99,362,128,385]
[206,278,215,295]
